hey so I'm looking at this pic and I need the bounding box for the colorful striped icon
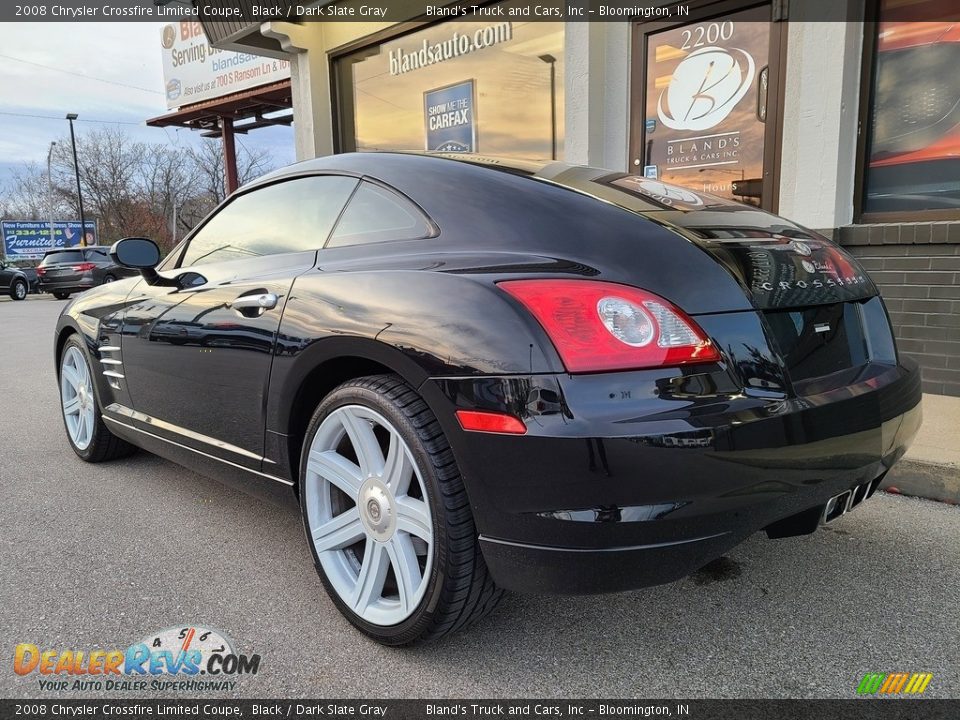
[857,672,933,695]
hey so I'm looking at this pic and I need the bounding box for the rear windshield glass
[40,250,84,265]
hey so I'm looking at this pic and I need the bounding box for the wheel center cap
[358,478,395,542]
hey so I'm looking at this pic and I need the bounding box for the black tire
[59,335,136,463]
[53,291,70,300]
[102,274,116,284]
[10,278,27,301]
[299,374,503,645]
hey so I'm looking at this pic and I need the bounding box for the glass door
[632,5,785,210]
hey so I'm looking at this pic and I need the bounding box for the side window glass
[180,175,358,268]
[327,182,431,248]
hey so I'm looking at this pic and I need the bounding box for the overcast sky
[0,22,294,189]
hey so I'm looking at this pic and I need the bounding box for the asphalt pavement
[1,295,958,699]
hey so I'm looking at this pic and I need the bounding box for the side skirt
[103,415,299,509]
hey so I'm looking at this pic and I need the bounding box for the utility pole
[539,54,558,161]
[47,141,57,250]
[65,114,87,246]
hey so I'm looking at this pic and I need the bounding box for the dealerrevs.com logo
[13,626,261,692]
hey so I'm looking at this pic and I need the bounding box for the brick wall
[831,222,960,397]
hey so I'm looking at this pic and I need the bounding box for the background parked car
[0,259,30,300]
[36,246,138,300]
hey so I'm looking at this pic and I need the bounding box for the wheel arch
[54,324,79,377]
[271,336,433,489]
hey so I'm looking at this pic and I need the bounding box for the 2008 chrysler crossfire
[54,153,921,645]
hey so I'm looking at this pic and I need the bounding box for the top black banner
[4,0,959,23]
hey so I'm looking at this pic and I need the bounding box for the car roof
[45,246,108,253]
[249,151,810,242]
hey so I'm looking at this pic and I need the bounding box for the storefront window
[862,0,960,215]
[334,7,563,159]
[640,8,772,207]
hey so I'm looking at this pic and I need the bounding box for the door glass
[180,175,358,268]
[642,8,771,206]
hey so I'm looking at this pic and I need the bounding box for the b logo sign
[658,46,756,131]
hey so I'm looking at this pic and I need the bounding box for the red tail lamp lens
[455,410,527,435]
[73,263,96,272]
[498,279,720,373]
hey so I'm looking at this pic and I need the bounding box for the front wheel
[10,278,27,300]
[59,336,135,462]
[299,374,503,645]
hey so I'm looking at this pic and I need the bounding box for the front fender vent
[98,345,123,389]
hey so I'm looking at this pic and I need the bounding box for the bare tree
[1,127,276,252]
[1,162,73,220]
[188,139,274,207]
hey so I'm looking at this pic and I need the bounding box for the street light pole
[65,114,87,247]
[538,54,558,161]
[47,141,57,251]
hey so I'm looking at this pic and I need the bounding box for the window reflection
[337,5,564,160]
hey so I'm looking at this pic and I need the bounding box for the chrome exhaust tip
[824,491,851,523]
[823,478,877,524]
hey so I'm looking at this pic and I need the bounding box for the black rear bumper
[39,281,94,293]
[421,357,922,595]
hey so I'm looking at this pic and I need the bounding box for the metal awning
[146,80,293,193]
[145,80,293,136]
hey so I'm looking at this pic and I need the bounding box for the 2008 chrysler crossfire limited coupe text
[54,153,921,645]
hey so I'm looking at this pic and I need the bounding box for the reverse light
[498,279,721,373]
[455,410,527,435]
[72,263,96,272]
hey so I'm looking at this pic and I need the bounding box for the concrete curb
[882,459,960,505]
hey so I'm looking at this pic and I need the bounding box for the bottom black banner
[0,700,956,720]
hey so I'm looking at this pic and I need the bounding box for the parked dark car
[53,153,921,645]
[37,246,136,299]
[21,266,39,294]
[0,259,30,300]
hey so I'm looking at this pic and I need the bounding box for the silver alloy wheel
[304,405,434,626]
[61,346,97,450]
[14,280,26,299]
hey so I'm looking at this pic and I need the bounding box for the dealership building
[192,0,960,397]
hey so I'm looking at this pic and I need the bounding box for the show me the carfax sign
[424,80,476,152]
[160,21,290,109]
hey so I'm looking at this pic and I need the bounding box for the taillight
[35,267,46,275]
[72,262,96,272]
[498,279,721,373]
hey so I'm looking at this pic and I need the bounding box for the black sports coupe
[54,153,921,645]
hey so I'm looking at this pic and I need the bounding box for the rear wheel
[53,291,70,300]
[59,336,135,462]
[102,274,116,284]
[10,278,27,301]
[299,374,503,645]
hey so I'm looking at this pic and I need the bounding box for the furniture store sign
[424,80,476,152]
[160,21,289,109]
[2,221,97,260]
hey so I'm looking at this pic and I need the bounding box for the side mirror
[110,237,162,285]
